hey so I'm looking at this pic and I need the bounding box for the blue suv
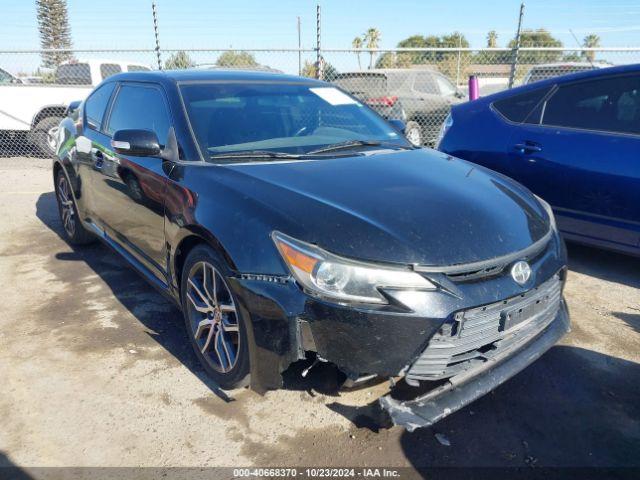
[438,64,640,257]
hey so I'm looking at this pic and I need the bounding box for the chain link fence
[1,47,638,157]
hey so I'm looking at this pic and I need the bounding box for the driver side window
[106,84,171,146]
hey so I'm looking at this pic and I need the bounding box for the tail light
[366,95,398,107]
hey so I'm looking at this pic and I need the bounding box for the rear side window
[127,65,151,72]
[100,63,122,80]
[493,87,550,123]
[542,75,640,135]
[106,84,171,145]
[435,75,457,96]
[84,82,116,130]
[413,73,437,94]
[56,63,91,85]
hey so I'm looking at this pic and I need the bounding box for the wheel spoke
[200,322,216,354]
[187,291,209,313]
[218,303,235,313]
[195,318,213,339]
[214,329,235,372]
[188,278,210,309]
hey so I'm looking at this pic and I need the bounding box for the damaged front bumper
[379,300,570,431]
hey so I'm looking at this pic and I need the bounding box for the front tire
[32,116,63,156]
[405,121,422,146]
[55,169,95,245]
[181,245,250,390]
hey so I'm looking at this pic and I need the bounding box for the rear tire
[55,169,95,245]
[31,116,63,157]
[405,121,422,146]
[180,245,250,390]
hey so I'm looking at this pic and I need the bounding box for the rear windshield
[526,65,595,84]
[180,82,408,159]
[56,63,91,85]
[333,73,406,97]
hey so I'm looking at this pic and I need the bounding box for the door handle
[513,143,542,153]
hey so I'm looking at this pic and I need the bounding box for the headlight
[436,112,453,149]
[535,195,557,231]
[272,232,436,304]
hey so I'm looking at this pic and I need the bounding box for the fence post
[316,4,323,80]
[297,16,302,76]
[455,33,462,86]
[151,1,162,70]
[508,2,525,88]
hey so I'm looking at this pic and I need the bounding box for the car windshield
[179,82,410,160]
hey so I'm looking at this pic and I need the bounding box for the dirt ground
[0,157,639,473]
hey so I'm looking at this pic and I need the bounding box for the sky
[1,0,639,74]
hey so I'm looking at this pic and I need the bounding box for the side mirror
[111,129,161,157]
[388,119,406,134]
[66,100,82,117]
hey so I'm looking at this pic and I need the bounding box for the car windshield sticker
[310,87,359,106]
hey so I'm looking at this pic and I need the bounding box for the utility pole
[508,2,525,88]
[297,16,302,76]
[152,2,162,70]
[316,4,323,80]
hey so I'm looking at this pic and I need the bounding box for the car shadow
[0,451,34,480]
[566,242,640,289]
[34,191,350,403]
[35,191,234,402]
[398,346,640,468]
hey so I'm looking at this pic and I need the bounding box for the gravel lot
[0,156,638,473]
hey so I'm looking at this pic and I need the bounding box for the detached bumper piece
[379,298,570,432]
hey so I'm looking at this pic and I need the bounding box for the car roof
[103,69,325,86]
[481,63,640,102]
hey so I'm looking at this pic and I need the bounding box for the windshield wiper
[308,139,415,155]
[209,150,302,160]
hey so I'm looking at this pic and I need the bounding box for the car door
[88,82,173,282]
[74,81,118,219]
[507,73,640,251]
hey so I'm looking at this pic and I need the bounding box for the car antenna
[569,29,595,69]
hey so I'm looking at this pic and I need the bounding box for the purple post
[468,75,479,101]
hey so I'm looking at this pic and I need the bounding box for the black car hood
[222,149,550,267]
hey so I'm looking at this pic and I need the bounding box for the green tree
[216,51,258,68]
[352,36,364,70]
[508,29,563,63]
[364,28,381,69]
[164,50,195,70]
[36,0,73,68]
[582,34,600,62]
[301,59,338,81]
[487,30,498,48]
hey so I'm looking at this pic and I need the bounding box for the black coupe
[53,70,569,430]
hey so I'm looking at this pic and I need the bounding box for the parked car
[0,67,22,84]
[0,59,150,155]
[522,62,608,85]
[54,70,569,430]
[438,64,640,257]
[333,69,465,146]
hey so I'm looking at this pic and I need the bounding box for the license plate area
[500,295,549,332]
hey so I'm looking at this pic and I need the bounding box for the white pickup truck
[0,59,150,155]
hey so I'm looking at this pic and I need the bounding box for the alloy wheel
[57,174,75,237]
[185,261,240,373]
[47,125,59,154]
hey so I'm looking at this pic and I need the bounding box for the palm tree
[582,34,600,62]
[352,36,364,70]
[487,30,498,48]
[364,28,381,69]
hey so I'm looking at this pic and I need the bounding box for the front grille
[406,274,562,382]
